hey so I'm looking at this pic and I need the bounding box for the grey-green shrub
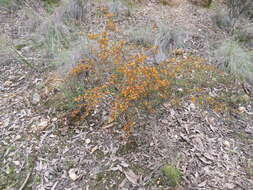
[0,0,21,11]
[234,24,253,48]
[25,0,90,59]
[155,24,186,62]
[53,35,93,76]
[226,0,252,20]
[212,9,232,31]
[107,0,130,17]
[127,25,155,47]
[214,40,253,83]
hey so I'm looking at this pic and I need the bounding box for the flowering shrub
[69,32,171,130]
[66,10,247,132]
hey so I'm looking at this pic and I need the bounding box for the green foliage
[42,0,60,5]
[0,0,10,6]
[60,80,85,110]
[43,0,60,13]
[42,24,71,56]
[162,164,182,187]
[0,0,17,7]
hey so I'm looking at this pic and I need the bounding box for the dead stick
[19,170,32,190]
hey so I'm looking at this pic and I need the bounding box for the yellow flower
[87,33,100,40]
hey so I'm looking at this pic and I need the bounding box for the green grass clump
[155,23,186,62]
[212,10,232,31]
[162,164,182,187]
[43,0,60,5]
[127,25,155,47]
[0,0,15,7]
[214,40,253,84]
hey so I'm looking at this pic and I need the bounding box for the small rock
[238,106,246,113]
[161,119,169,124]
[32,92,41,105]
[177,88,183,92]
[3,118,10,128]
[15,135,22,140]
[85,139,91,144]
[13,161,21,166]
[223,140,230,148]
[245,127,252,134]
[38,119,48,130]
[52,117,58,122]
[120,161,129,168]
[163,102,171,109]
[68,168,79,181]
[189,103,196,110]
[4,80,12,87]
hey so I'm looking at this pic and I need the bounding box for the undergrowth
[214,40,253,83]
[57,9,250,133]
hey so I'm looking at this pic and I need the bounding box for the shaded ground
[1,1,253,190]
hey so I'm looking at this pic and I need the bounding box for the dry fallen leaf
[68,168,79,181]
[123,169,139,185]
[38,119,48,130]
[32,92,40,105]
[85,139,91,144]
[91,145,98,154]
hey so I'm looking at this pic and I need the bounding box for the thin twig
[10,46,35,69]
[51,181,59,190]
[19,170,32,190]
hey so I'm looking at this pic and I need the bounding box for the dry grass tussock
[126,23,187,62]
[16,0,91,62]
[126,25,155,47]
[155,23,186,62]
[213,40,253,84]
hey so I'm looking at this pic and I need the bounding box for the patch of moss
[94,149,105,160]
[0,0,15,7]
[116,140,138,155]
[42,0,60,12]
[162,164,182,187]
[90,170,125,190]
